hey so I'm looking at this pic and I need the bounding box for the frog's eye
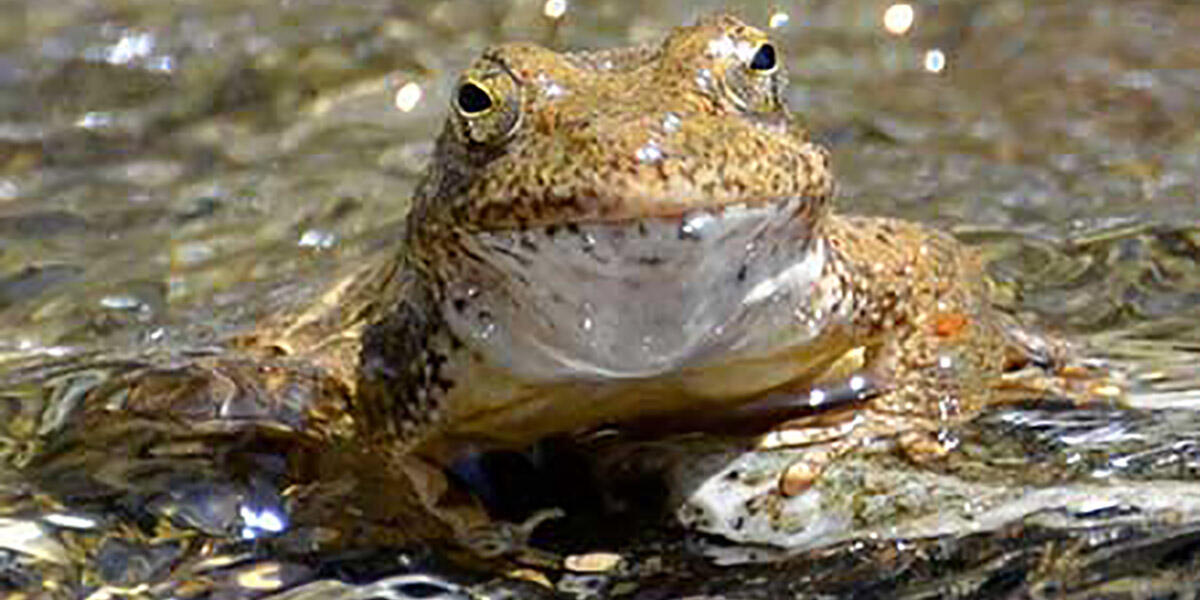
[724,40,786,114]
[452,72,521,144]
[748,43,777,73]
[456,80,495,116]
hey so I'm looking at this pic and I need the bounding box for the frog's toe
[896,429,954,463]
[996,359,1126,408]
[459,507,564,565]
[1056,361,1126,405]
[756,406,878,495]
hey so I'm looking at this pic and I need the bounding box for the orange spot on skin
[933,313,969,337]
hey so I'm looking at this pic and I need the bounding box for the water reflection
[882,3,915,35]
[2,0,1200,597]
[75,111,115,129]
[85,30,174,72]
[393,81,423,113]
[543,0,568,20]
[923,48,946,72]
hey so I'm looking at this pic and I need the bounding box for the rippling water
[2,1,1200,598]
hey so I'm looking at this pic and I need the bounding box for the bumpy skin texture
[363,16,834,446]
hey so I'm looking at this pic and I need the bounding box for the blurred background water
[1,1,1199,598]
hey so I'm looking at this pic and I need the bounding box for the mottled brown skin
[356,15,834,456]
[47,14,1112,557]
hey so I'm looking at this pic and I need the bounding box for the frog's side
[27,14,1113,561]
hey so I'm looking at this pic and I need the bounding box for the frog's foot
[760,404,946,496]
[997,359,1125,408]
[460,507,565,565]
[384,453,565,565]
[760,362,1122,497]
[997,320,1126,407]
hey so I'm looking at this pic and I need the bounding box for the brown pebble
[234,562,285,591]
[564,551,623,573]
[508,568,553,588]
[780,458,822,496]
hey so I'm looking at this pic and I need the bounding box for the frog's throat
[432,195,843,382]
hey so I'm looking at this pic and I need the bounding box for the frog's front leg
[300,456,546,559]
[379,450,565,563]
[760,308,1119,497]
[751,216,1112,494]
[355,290,565,563]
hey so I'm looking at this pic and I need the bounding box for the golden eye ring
[455,79,496,116]
[452,71,522,145]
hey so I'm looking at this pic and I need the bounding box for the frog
[290,11,1116,548]
[18,13,1117,569]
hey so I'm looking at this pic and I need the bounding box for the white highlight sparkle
[394,81,423,112]
[106,32,155,64]
[635,141,664,163]
[849,375,867,392]
[239,506,285,540]
[76,112,114,129]
[883,4,915,35]
[662,111,682,133]
[924,49,947,73]
[706,35,736,59]
[42,513,98,530]
[809,388,828,405]
[543,0,568,19]
[743,239,826,304]
[299,229,337,249]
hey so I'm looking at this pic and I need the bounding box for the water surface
[2,1,1199,598]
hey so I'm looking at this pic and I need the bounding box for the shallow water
[2,0,1200,598]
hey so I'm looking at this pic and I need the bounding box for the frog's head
[408,14,841,382]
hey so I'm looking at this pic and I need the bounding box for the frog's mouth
[437,195,842,382]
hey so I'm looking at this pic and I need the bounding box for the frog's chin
[437,195,843,383]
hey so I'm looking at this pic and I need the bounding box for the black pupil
[457,82,493,113]
[750,44,776,71]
